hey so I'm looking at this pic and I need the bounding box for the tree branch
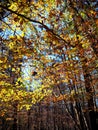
[0,5,70,47]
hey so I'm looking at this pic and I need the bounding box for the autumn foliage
[0,0,98,130]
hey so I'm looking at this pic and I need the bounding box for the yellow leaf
[9,2,18,11]
[62,79,68,83]
[12,68,15,71]
[70,64,73,67]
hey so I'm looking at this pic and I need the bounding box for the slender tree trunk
[83,67,96,130]
[27,110,31,130]
[13,102,18,130]
[75,102,87,130]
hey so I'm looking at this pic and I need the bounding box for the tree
[0,0,98,130]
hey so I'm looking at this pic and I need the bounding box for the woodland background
[0,0,98,130]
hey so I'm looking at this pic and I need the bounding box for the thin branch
[1,20,23,38]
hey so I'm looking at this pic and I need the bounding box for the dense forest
[0,0,98,130]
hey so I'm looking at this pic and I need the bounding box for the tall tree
[0,0,98,130]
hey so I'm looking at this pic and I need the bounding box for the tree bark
[13,102,18,130]
[83,67,96,130]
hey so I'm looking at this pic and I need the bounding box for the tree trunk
[83,68,96,130]
[13,102,18,130]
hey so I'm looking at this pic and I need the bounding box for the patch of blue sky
[21,57,42,91]
[48,54,62,62]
